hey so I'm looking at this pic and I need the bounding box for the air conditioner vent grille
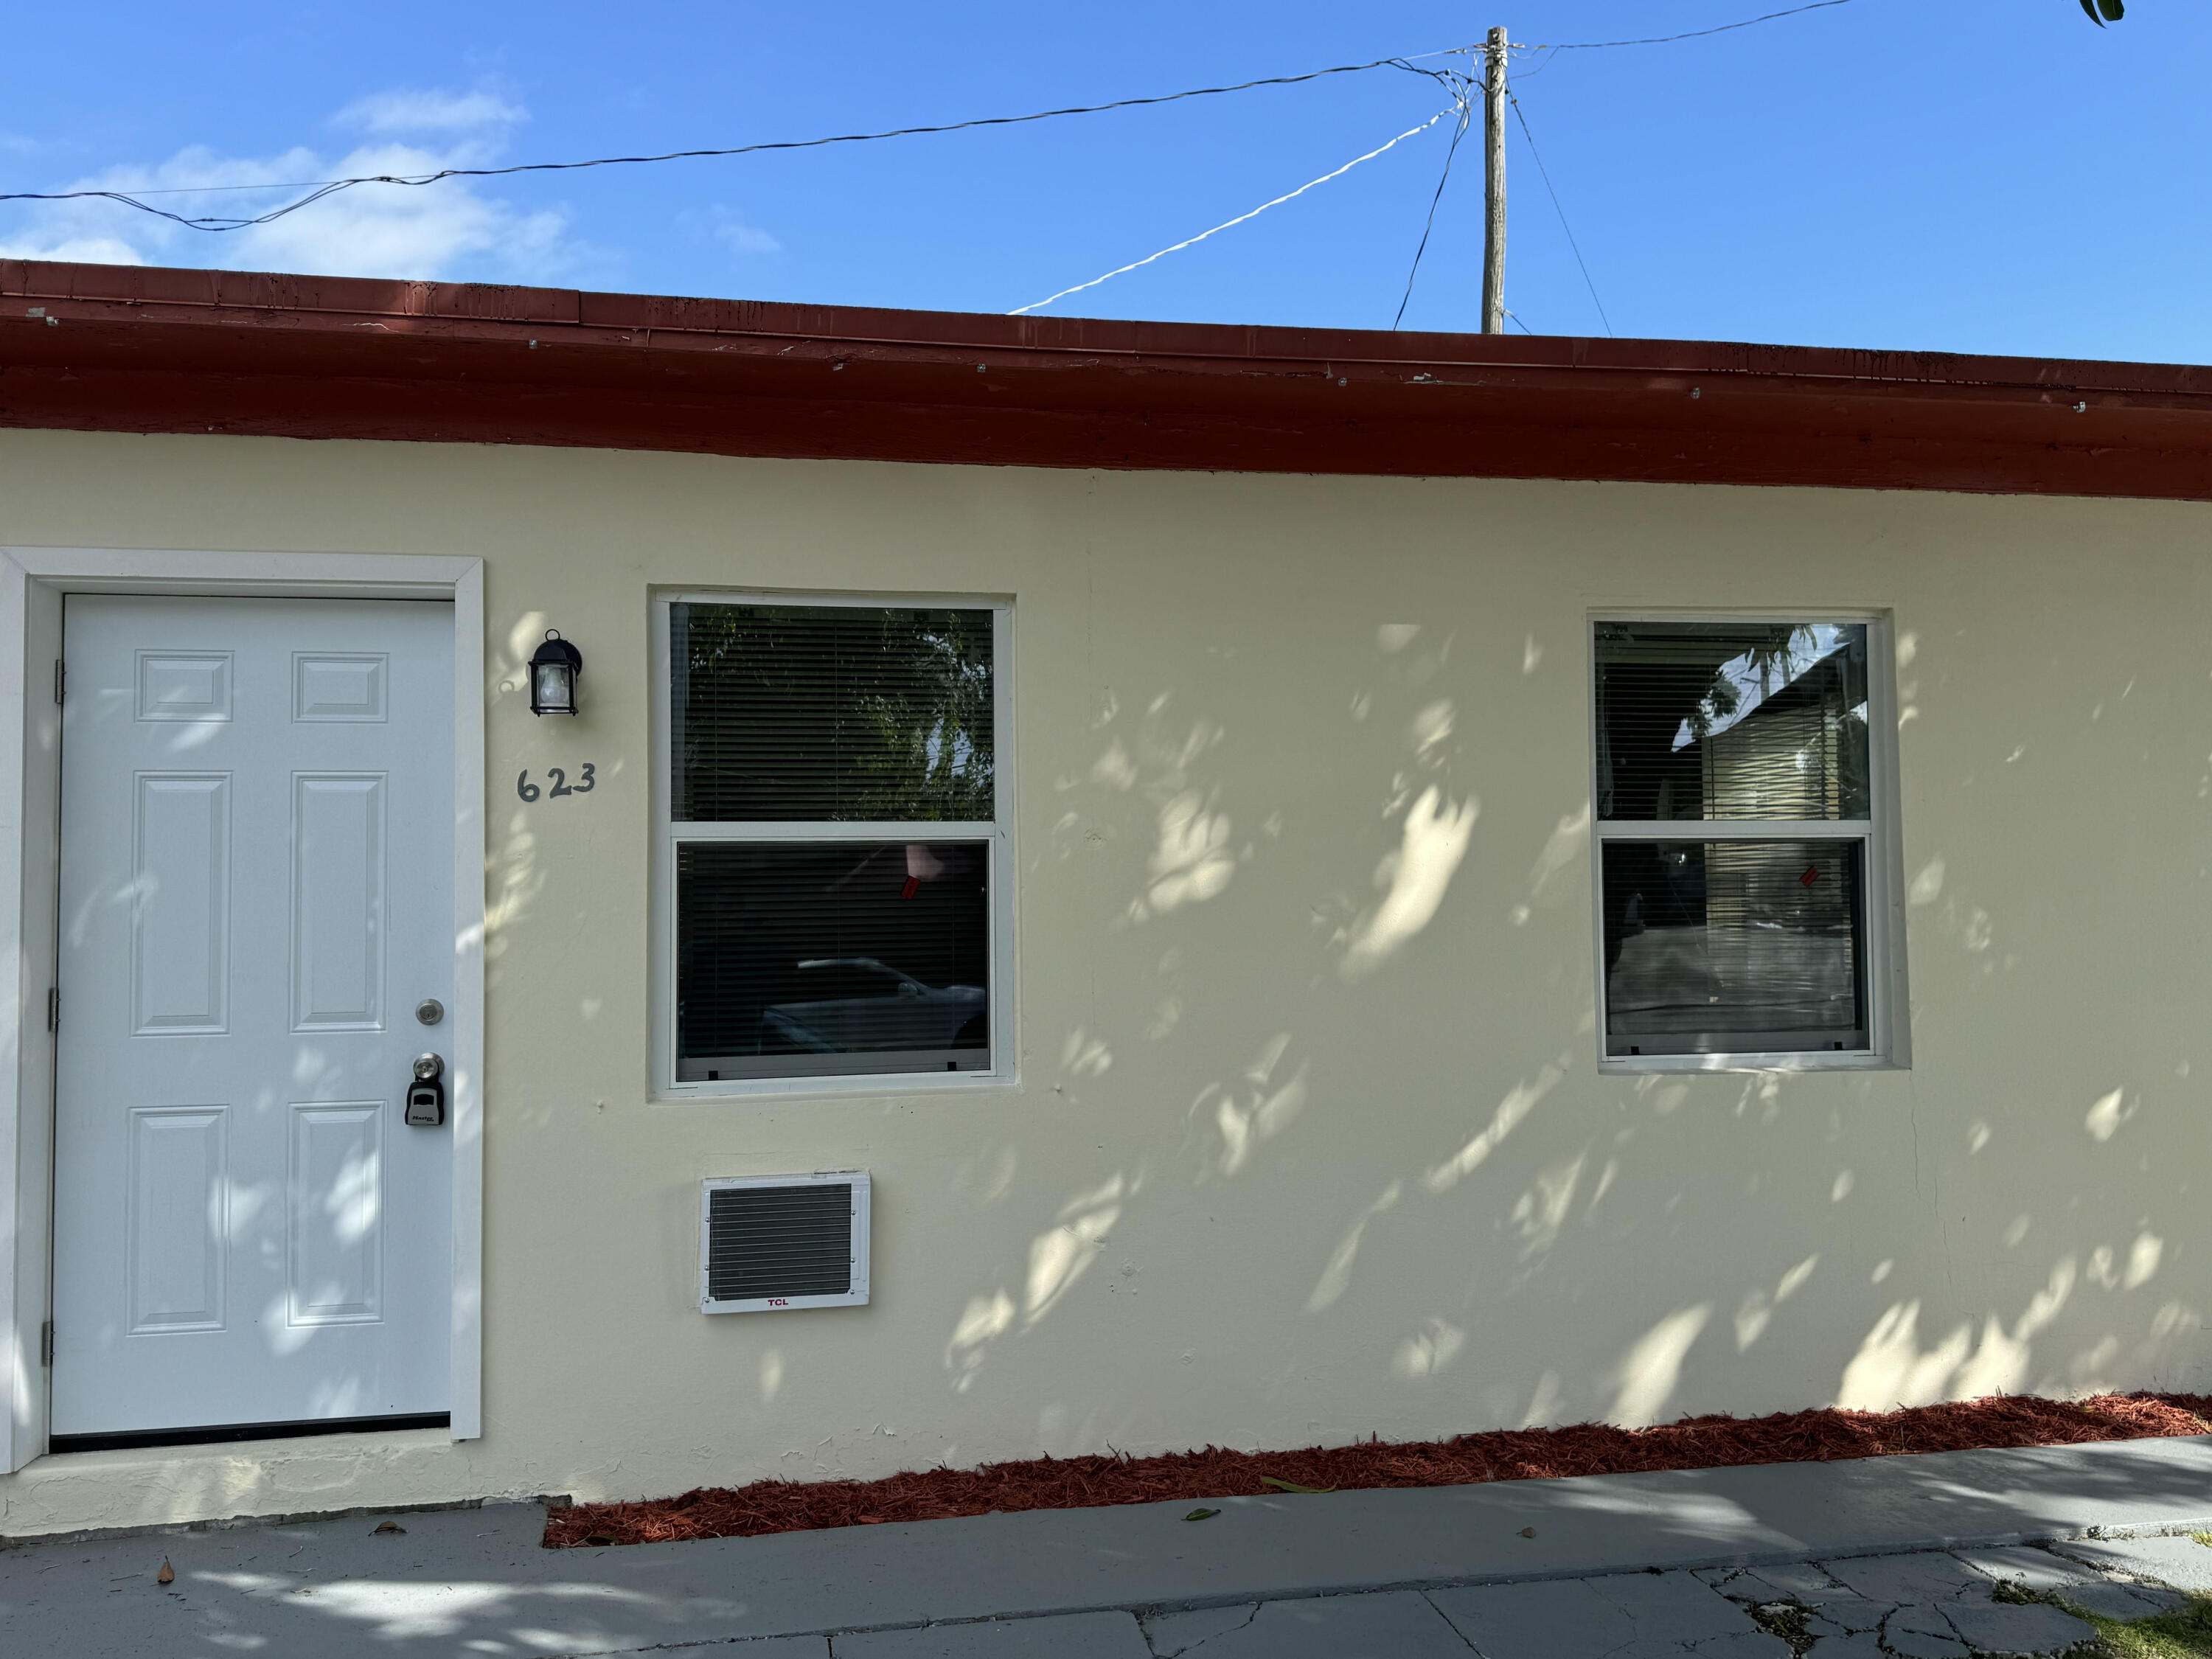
[700,1172,870,1312]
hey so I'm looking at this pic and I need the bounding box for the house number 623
[517,764,596,802]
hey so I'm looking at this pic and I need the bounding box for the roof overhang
[4,260,2211,500]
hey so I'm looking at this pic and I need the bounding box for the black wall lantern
[529,629,583,716]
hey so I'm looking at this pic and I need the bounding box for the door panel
[126,1106,227,1333]
[132,773,231,1034]
[288,1102,383,1325]
[291,774,386,1031]
[52,595,454,1439]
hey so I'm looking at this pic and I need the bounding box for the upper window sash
[1594,620,1871,825]
[669,599,1001,826]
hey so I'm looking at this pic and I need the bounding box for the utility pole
[1482,24,1508,334]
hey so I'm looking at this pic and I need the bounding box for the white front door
[51,596,454,1441]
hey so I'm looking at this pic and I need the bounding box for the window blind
[672,603,995,822]
[1596,622,1868,821]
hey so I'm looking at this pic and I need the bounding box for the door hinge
[52,659,63,705]
[39,1320,54,1366]
[46,987,57,1033]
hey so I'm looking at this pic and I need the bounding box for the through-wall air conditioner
[699,1172,871,1313]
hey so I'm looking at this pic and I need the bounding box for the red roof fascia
[4,260,2212,500]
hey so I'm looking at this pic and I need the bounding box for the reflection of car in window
[763,958,987,1054]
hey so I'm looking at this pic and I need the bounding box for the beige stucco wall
[4,426,2209,1537]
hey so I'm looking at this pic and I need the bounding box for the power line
[1011,110,1452,316]
[1508,93,1613,338]
[1393,77,1477,328]
[1532,0,1856,51]
[0,53,1467,232]
[0,1,1862,246]
[0,2,1863,229]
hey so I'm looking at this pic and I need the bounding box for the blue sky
[1,2,2204,362]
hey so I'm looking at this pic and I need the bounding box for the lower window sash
[675,838,992,1084]
[1600,836,1869,1060]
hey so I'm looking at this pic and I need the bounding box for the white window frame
[650,591,1015,1100]
[1587,609,1908,1074]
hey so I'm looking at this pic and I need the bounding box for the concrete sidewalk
[4,1436,2212,1656]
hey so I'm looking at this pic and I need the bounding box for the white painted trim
[1584,611,1907,1075]
[0,548,486,1464]
[0,548,476,599]
[447,564,485,1440]
[648,591,1017,1102]
[672,821,999,842]
[0,553,54,1475]
[0,566,63,1474]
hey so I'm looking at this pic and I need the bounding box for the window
[1591,617,1896,1065]
[655,597,1010,1093]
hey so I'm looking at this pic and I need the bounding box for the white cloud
[0,235,145,265]
[715,219,781,257]
[681,205,782,259]
[0,91,583,284]
[335,86,526,136]
[240,142,571,281]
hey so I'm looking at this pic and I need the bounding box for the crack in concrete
[1413,1590,1488,1655]
[1141,1599,1259,1658]
[1703,1549,2126,1659]
[1742,1597,1820,1658]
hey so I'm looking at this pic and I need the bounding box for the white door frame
[0,548,486,1472]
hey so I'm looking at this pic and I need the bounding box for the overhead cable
[1393,77,1478,328]
[1531,0,1856,51]
[0,3,1859,237]
[0,54,1465,233]
[1508,94,1613,337]
[1009,110,1452,316]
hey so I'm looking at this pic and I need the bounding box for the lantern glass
[532,659,574,714]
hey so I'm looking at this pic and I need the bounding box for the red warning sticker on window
[1800,865,1820,888]
[900,875,920,900]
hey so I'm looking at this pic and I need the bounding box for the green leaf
[2080,0,2124,21]
[1183,1506,1221,1522]
[1259,1476,1335,1495]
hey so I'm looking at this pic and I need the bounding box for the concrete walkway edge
[6,1435,2212,1656]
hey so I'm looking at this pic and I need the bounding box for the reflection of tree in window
[673,605,993,822]
[1597,622,1868,824]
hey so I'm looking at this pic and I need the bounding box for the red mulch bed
[542,1392,2212,1548]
